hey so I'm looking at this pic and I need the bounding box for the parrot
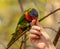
[6,8,38,49]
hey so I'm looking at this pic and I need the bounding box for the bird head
[25,8,38,22]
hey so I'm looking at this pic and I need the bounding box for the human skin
[29,19,56,49]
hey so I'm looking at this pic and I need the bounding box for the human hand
[29,19,56,49]
[29,19,47,49]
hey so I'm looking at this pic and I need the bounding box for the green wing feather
[6,10,30,49]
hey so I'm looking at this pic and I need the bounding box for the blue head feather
[29,8,38,18]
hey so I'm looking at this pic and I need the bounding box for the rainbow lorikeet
[6,8,38,49]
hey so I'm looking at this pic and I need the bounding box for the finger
[32,26,41,31]
[30,29,41,36]
[31,19,39,26]
[29,34,39,39]
[31,19,36,26]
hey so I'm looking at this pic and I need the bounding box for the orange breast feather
[25,12,33,21]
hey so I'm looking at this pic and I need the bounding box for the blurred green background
[0,0,60,49]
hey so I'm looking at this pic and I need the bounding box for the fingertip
[32,19,36,25]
